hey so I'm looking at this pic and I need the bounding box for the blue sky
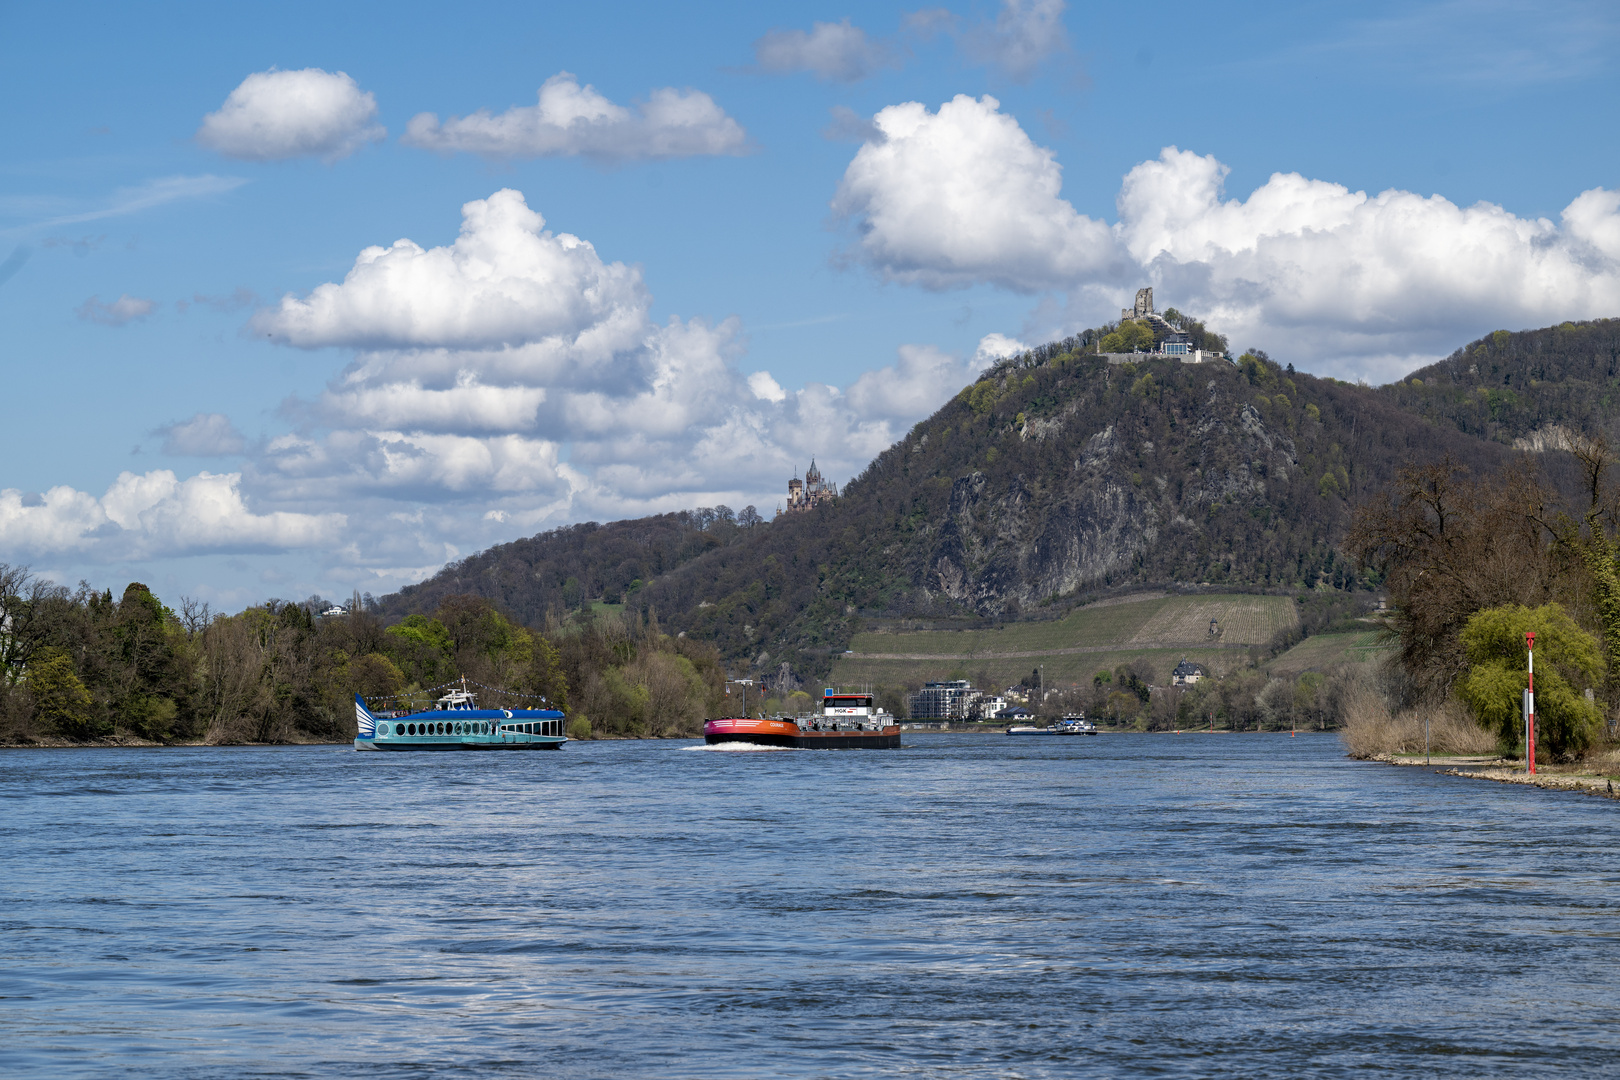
[2,0,1617,609]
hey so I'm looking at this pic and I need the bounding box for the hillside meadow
[834,593,1299,688]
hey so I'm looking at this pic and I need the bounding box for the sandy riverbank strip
[1386,754,1620,800]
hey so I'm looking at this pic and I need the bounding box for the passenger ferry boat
[1006,714,1097,736]
[704,689,900,749]
[353,682,567,751]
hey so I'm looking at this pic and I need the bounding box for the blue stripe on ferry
[393,709,564,719]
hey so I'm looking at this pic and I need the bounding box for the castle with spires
[781,459,837,514]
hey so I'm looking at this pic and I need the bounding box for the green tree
[1455,603,1604,760]
[30,648,100,738]
[962,380,1002,415]
[110,583,187,740]
[0,564,62,687]
[385,614,455,685]
[1100,320,1154,353]
[522,632,569,710]
[387,613,453,653]
[351,653,406,699]
[1238,352,1277,387]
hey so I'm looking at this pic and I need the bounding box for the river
[3,733,1618,1077]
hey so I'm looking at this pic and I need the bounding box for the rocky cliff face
[918,370,1313,617]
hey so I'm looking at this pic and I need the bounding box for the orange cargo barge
[704,691,900,749]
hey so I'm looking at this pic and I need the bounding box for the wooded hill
[1381,319,1620,445]
[376,320,1616,684]
[374,508,762,627]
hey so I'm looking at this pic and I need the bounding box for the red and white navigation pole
[1525,631,1536,776]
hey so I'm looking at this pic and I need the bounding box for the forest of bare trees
[1345,434,1620,760]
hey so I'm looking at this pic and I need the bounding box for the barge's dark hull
[703,720,900,749]
[786,729,900,749]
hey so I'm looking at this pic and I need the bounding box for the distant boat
[354,680,566,751]
[1006,715,1097,736]
[704,690,900,749]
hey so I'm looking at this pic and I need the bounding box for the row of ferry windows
[379,720,562,737]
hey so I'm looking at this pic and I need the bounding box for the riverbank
[0,734,348,749]
[7,726,1342,747]
[0,731,697,749]
[1385,753,1620,800]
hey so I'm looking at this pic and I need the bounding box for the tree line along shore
[0,561,1388,747]
[0,567,730,745]
[0,564,1395,747]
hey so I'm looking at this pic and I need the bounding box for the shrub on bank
[1456,603,1604,761]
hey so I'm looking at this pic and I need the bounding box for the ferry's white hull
[355,733,564,751]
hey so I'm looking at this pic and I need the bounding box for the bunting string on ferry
[362,678,553,708]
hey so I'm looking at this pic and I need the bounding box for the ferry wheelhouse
[704,689,900,749]
[354,684,567,751]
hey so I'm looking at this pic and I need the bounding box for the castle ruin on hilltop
[1107,287,1228,365]
[1122,286,1157,324]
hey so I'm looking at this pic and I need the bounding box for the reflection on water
[4,734,1620,1077]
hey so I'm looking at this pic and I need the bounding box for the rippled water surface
[5,733,1620,1077]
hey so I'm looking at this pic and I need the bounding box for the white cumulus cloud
[835,96,1620,380]
[0,471,342,560]
[251,188,649,352]
[974,332,1028,364]
[322,377,548,434]
[832,94,1117,290]
[1114,147,1620,374]
[197,68,384,162]
[401,73,748,162]
[0,487,107,554]
[75,293,155,326]
[1564,187,1620,261]
[844,344,990,424]
[748,371,787,403]
[754,19,892,82]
